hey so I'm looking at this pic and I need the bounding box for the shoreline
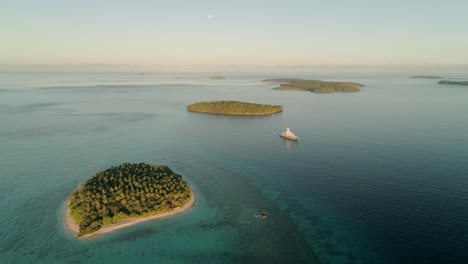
[65,188,196,239]
[187,109,282,116]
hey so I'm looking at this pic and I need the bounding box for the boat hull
[280,134,298,140]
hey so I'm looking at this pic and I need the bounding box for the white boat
[280,128,299,140]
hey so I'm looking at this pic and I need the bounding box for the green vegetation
[210,76,225,80]
[263,78,363,93]
[410,75,446,79]
[187,101,283,115]
[69,163,191,236]
[438,80,468,86]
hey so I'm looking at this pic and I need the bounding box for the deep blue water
[1,71,468,263]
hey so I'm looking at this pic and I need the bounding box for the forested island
[410,75,446,79]
[438,80,468,86]
[187,101,283,115]
[67,163,194,238]
[263,78,363,93]
[210,76,225,80]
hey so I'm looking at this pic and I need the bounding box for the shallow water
[1,71,468,263]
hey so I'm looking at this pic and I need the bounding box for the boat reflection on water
[278,128,299,152]
[281,136,298,152]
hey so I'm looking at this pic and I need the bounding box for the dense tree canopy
[263,78,364,93]
[438,80,468,86]
[187,101,283,115]
[69,163,191,236]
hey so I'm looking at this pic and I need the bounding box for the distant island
[410,75,446,79]
[438,80,468,86]
[210,76,226,80]
[187,101,283,115]
[67,163,194,238]
[263,78,363,93]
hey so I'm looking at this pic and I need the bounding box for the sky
[1,0,468,68]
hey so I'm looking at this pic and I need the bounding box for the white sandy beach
[66,189,196,239]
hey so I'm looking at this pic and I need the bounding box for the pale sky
[1,0,468,66]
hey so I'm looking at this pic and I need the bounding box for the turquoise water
[1,71,468,263]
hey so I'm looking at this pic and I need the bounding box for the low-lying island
[66,163,195,239]
[187,101,283,116]
[438,80,468,86]
[263,78,364,93]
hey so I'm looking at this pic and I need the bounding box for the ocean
[1,70,467,263]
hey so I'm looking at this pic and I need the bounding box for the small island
[67,163,194,238]
[438,80,468,86]
[410,75,446,79]
[210,76,226,80]
[263,78,363,93]
[187,101,283,115]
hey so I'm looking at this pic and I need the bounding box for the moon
[207,14,214,19]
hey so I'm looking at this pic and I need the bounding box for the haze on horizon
[2,0,468,69]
